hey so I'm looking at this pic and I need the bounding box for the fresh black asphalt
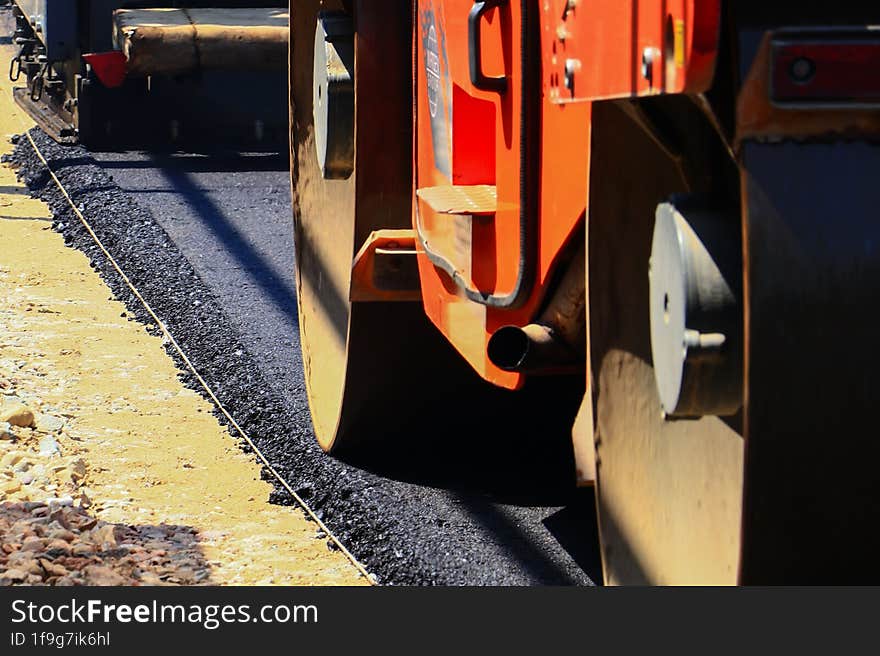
[11,130,600,585]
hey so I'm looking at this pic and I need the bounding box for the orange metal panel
[542,0,721,103]
[414,0,718,389]
[415,0,588,388]
[416,0,525,387]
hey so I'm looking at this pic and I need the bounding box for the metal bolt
[641,48,654,80]
[556,25,568,41]
[641,47,661,86]
[564,58,581,90]
[789,57,816,84]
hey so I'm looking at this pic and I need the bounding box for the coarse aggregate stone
[0,392,206,586]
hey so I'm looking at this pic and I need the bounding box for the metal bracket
[350,230,422,302]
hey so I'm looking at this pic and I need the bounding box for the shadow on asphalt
[542,488,604,584]
[143,152,300,330]
[91,147,601,585]
[99,152,289,174]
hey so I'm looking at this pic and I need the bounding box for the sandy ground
[0,52,364,586]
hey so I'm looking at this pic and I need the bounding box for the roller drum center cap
[649,199,743,418]
[313,12,354,180]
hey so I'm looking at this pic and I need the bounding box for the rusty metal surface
[115,8,289,76]
[12,87,76,143]
[538,235,586,355]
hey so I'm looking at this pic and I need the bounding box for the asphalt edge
[6,129,438,585]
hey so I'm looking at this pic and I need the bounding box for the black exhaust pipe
[487,233,586,375]
[487,324,580,374]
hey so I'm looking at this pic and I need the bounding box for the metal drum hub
[313,12,354,180]
[648,198,743,417]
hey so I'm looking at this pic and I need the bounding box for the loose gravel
[0,395,209,587]
[1,502,209,587]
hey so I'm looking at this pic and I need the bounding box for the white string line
[25,130,374,584]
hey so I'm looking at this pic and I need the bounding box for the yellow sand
[0,51,364,585]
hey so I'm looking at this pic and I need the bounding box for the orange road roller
[290,0,880,584]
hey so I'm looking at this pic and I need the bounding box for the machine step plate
[416,185,497,215]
